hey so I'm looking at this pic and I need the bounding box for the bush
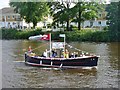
[0,28,43,40]
[0,28,119,42]
[1,28,18,39]
[103,26,108,31]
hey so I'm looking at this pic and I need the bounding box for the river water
[1,40,119,88]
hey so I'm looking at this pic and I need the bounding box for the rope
[31,42,49,52]
[28,42,90,55]
[66,43,89,54]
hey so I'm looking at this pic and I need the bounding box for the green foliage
[48,1,74,31]
[106,2,120,41]
[1,29,119,42]
[103,26,108,31]
[1,29,43,40]
[1,29,18,39]
[106,2,119,32]
[51,30,115,42]
[9,1,49,28]
[72,2,104,30]
[48,1,104,31]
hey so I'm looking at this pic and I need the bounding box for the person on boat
[28,46,32,53]
[52,49,57,58]
[64,49,69,58]
[41,53,45,57]
[70,53,74,58]
[54,49,57,57]
[75,52,78,57]
[52,49,55,57]
[43,49,49,58]
[61,50,64,58]
[28,46,36,56]
[80,52,85,57]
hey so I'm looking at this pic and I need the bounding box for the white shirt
[43,51,48,57]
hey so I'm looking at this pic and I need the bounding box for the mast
[64,34,66,54]
[50,33,52,57]
[59,34,65,55]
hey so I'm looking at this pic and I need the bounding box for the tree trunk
[33,22,37,29]
[66,3,70,31]
[118,2,120,32]
[33,24,36,29]
[66,20,69,31]
[78,2,82,30]
[78,20,81,30]
[28,23,31,29]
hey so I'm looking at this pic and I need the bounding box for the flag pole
[64,35,65,55]
[50,33,52,57]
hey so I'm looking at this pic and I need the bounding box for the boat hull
[25,53,99,69]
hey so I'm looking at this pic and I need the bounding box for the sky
[0,0,10,9]
[0,0,111,9]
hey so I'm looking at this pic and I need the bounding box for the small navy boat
[25,33,100,69]
[25,52,99,69]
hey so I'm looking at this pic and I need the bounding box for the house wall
[83,20,108,28]
[69,20,108,28]
[59,11,108,29]
[0,7,108,30]
[0,13,24,29]
[0,14,53,29]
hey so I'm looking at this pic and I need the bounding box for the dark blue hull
[25,53,99,69]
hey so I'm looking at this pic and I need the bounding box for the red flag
[40,34,50,41]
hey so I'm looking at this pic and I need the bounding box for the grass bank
[0,28,119,42]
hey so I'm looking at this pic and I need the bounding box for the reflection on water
[2,40,119,88]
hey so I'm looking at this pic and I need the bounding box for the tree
[106,2,119,33]
[48,0,74,31]
[9,1,49,28]
[49,0,104,31]
[72,1,104,30]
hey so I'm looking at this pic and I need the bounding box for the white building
[0,7,53,29]
[60,11,108,30]
[71,11,108,29]
[0,7,25,29]
[82,11,108,28]
[0,7,107,30]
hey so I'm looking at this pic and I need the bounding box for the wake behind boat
[25,33,100,69]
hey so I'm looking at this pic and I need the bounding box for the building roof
[0,7,17,14]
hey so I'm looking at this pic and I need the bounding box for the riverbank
[0,28,119,42]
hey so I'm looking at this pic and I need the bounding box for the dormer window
[2,16,5,21]
[13,16,15,19]
[8,16,10,19]
[98,21,101,25]
[99,14,102,17]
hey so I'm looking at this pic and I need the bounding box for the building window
[17,15,20,19]
[8,16,10,19]
[2,17,5,21]
[98,21,101,25]
[99,14,102,17]
[13,16,15,19]
[90,21,93,27]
